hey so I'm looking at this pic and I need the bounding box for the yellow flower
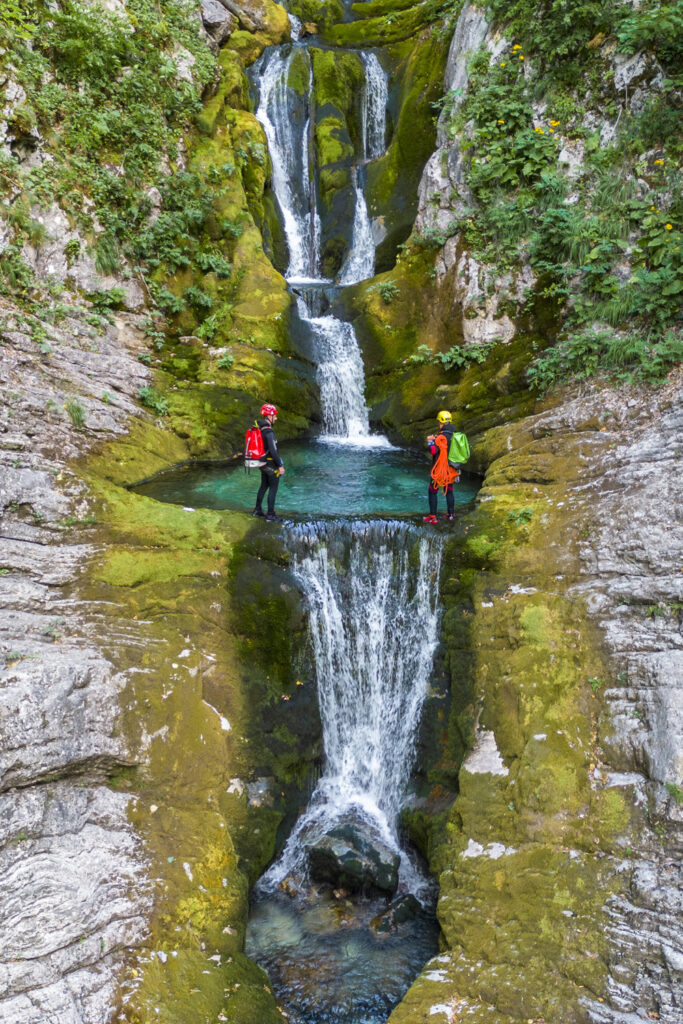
[549,127,554,133]
[512,44,522,50]
[519,54,525,60]
[535,126,544,133]
[499,61,506,66]
[497,119,505,123]
[550,120,560,126]
[654,159,664,165]
[651,205,655,210]
[665,223,673,230]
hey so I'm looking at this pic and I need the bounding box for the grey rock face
[415,4,525,348]
[0,299,155,1023]
[201,0,237,44]
[21,203,145,312]
[0,784,149,1024]
[516,382,683,1021]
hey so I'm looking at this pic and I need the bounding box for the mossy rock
[367,29,451,270]
[289,0,344,29]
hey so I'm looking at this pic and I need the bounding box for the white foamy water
[338,169,375,285]
[255,40,391,439]
[258,522,444,898]
[361,52,388,161]
[254,49,319,281]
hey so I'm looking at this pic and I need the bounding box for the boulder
[306,822,400,895]
[370,893,421,934]
[201,0,237,44]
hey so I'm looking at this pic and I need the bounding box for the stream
[246,21,448,1024]
[134,18,469,1022]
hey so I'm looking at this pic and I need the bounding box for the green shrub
[527,328,683,391]
[616,1,683,66]
[184,285,214,311]
[138,385,169,416]
[0,246,36,295]
[65,398,85,429]
[378,281,400,304]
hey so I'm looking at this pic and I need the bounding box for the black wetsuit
[428,423,456,515]
[255,418,283,515]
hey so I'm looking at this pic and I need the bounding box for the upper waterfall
[254,47,320,282]
[253,40,389,441]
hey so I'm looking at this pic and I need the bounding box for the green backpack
[448,431,470,467]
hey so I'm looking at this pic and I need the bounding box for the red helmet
[260,403,278,417]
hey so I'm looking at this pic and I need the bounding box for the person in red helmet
[253,403,285,522]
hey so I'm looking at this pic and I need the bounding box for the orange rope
[430,434,458,492]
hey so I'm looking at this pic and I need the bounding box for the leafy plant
[528,329,683,392]
[616,1,683,66]
[665,783,683,805]
[408,341,494,369]
[65,399,85,429]
[378,281,400,304]
[89,287,125,313]
[507,507,533,526]
[138,385,169,416]
[217,353,234,369]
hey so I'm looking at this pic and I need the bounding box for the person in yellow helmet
[423,410,458,524]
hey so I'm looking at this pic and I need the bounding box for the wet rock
[370,893,421,934]
[201,0,237,44]
[306,822,400,895]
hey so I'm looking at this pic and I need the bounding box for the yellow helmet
[436,410,452,424]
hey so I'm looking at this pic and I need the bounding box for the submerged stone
[306,822,401,895]
[370,893,421,934]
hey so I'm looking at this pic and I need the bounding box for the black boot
[252,508,266,518]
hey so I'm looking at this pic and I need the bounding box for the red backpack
[244,422,266,469]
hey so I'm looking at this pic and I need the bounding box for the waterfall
[361,52,389,161]
[254,40,390,440]
[259,522,444,897]
[254,48,319,282]
[301,304,371,437]
[338,168,375,286]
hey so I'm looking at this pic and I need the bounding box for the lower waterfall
[259,521,444,897]
[247,523,445,1024]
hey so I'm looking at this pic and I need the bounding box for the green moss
[94,548,221,587]
[594,787,630,839]
[310,47,364,126]
[322,0,441,46]
[287,48,310,95]
[366,27,452,268]
[289,0,344,28]
[315,116,354,168]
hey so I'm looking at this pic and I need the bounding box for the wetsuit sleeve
[263,427,284,468]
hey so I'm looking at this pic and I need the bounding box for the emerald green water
[131,439,478,518]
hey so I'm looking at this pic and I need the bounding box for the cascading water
[338,168,375,286]
[361,52,389,162]
[247,29,449,1024]
[253,29,389,441]
[258,522,444,898]
[254,47,320,282]
[247,523,445,1023]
